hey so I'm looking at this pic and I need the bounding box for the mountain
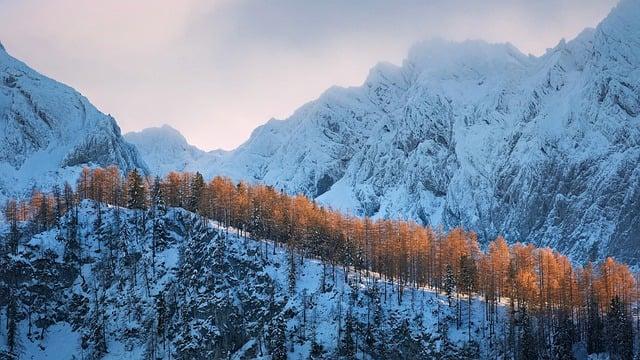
[124,125,226,177]
[0,200,499,359]
[0,43,147,200]
[136,0,640,264]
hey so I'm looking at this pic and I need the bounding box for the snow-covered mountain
[0,200,501,359]
[0,42,147,200]
[136,0,640,264]
[124,125,226,177]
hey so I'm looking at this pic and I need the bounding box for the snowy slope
[125,125,227,177]
[136,0,640,264]
[0,44,147,201]
[0,201,506,359]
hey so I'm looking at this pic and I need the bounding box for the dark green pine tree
[6,295,20,357]
[63,207,81,271]
[459,341,480,360]
[364,283,386,358]
[339,311,357,359]
[605,296,634,360]
[443,264,455,306]
[188,172,205,213]
[269,313,287,360]
[126,169,147,210]
[156,290,168,356]
[309,333,325,360]
[520,307,538,360]
[586,289,604,354]
[150,176,169,252]
[437,322,460,360]
[1,209,21,358]
[552,313,576,360]
[288,250,297,294]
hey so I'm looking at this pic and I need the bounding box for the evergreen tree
[288,250,297,294]
[63,207,81,271]
[156,291,168,357]
[309,337,325,359]
[437,322,460,360]
[443,264,455,306]
[605,296,634,360]
[339,311,357,359]
[269,313,287,360]
[6,297,20,357]
[586,291,604,354]
[459,341,480,360]
[459,255,477,341]
[126,169,147,210]
[520,307,538,360]
[188,172,205,213]
[552,313,576,360]
[150,176,169,264]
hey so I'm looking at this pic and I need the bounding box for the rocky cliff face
[152,0,639,264]
[0,44,147,200]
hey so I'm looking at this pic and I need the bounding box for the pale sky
[0,0,618,150]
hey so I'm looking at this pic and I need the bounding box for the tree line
[5,166,640,359]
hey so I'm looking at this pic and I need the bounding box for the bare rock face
[0,44,147,199]
[167,0,638,264]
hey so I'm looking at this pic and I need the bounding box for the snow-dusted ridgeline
[133,0,640,265]
[124,125,227,177]
[0,201,505,359]
[0,44,147,202]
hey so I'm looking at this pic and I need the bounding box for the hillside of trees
[2,166,640,359]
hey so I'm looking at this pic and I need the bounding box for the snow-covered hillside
[125,125,227,177]
[0,201,505,359]
[136,0,640,264]
[0,43,147,201]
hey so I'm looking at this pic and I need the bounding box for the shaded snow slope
[125,125,227,177]
[136,0,640,264]
[0,201,506,359]
[0,45,147,201]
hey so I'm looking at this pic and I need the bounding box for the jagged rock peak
[0,43,147,200]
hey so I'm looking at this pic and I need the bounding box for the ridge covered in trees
[4,166,640,359]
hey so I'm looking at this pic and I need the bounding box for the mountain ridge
[131,0,640,264]
[0,42,148,200]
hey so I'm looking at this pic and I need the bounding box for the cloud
[0,0,618,150]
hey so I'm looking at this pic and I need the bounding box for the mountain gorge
[131,0,640,265]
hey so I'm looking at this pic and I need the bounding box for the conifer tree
[150,176,169,260]
[586,290,604,355]
[340,311,357,359]
[269,314,287,360]
[443,264,455,306]
[605,296,634,360]
[288,250,297,294]
[309,337,325,359]
[188,172,205,213]
[63,207,81,271]
[552,313,576,360]
[126,169,147,210]
[520,307,538,360]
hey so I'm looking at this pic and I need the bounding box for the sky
[0,0,618,150]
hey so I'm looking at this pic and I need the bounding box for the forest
[2,166,639,359]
